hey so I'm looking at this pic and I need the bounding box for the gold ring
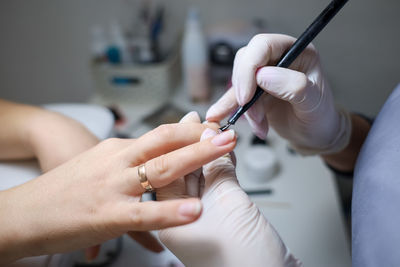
[137,164,154,192]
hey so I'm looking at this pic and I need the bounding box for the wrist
[0,189,35,263]
[22,108,57,155]
[0,173,73,261]
[290,108,352,156]
[322,113,371,172]
[0,105,47,160]
[26,110,99,171]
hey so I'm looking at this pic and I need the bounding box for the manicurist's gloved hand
[157,111,302,267]
[207,34,351,155]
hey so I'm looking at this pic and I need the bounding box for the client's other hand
[158,112,302,267]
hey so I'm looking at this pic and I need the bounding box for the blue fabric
[352,84,400,267]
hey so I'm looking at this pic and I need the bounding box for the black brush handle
[227,0,348,126]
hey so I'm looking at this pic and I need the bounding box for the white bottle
[182,8,211,102]
[109,21,131,64]
[90,25,108,63]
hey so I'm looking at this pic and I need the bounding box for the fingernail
[178,201,202,217]
[202,120,209,124]
[201,128,217,141]
[211,129,235,146]
[206,104,217,120]
[179,111,199,123]
[85,248,97,262]
[153,243,165,253]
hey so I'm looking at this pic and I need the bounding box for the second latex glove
[157,112,301,267]
[207,34,351,155]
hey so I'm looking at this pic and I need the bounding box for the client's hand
[0,122,236,264]
[158,112,302,267]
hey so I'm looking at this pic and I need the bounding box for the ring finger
[121,129,237,195]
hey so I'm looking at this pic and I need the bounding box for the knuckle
[100,137,116,146]
[204,158,236,179]
[99,138,120,149]
[153,124,176,141]
[132,149,150,167]
[149,205,165,224]
[250,34,272,52]
[249,33,269,45]
[152,154,170,178]
[130,206,144,227]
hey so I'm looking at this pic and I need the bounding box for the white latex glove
[157,111,302,267]
[207,34,351,155]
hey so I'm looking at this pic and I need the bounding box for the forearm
[0,188,34,263]
[27,110,99,172]
[322,114,371,172]
[0,99,44,160]
[0,99,99,171]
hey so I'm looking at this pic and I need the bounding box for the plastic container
[91,51,180,105]
[244,146,279,183]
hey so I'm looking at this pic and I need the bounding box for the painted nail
[201,128,217,141]
[211,129,235,146]
[178,201,202,217]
